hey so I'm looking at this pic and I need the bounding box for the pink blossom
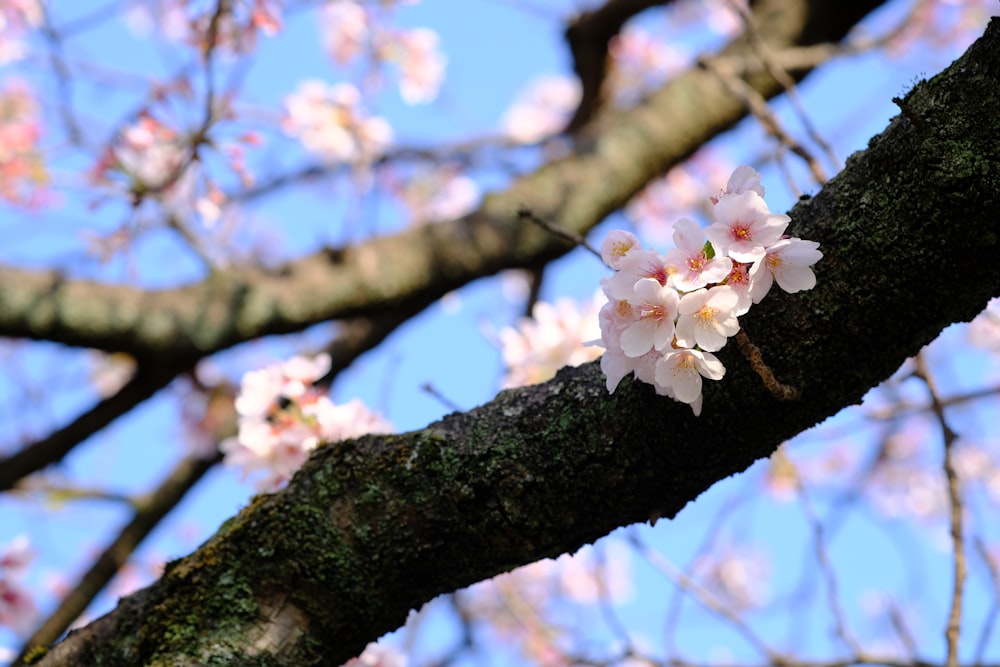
[601,248,673,301]
[555,542,633,605]
[383,28,446,104]
[0,80,48,207]
[306,397,393,442]
[97,112,189,193]
[501,75,580,144]
[321,1,370,65]
[499,296,604,388]
[608,26,686,101]
[394,167,479,225]
[675,285,740,352]
[749,237,823,303]
[222,353,390,491]
[344,643,407,667]
[654,347,725,412]
[693,545,772,609]
[705,190,789,263]
[0,535,33,576]
[600,229,641,270]
[711,163,765,203]
[0,0,42,64]
[722,260,754,316]
[969,297,1000,350]
[662,218,733,291]
[283,81,392,164]
[620,278,680,356]
[0,535,37,635]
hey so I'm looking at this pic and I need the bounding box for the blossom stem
[735,329,799,400]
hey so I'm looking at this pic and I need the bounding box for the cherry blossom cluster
[221,353,392,492]
[597,165,821,415]
[0,534,37,635]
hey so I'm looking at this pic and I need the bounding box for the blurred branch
[699,54,829,184]
[0,0,883,359]
[628,531,784,661]
[974,536,1000,664]
[913,352,965,667]
[0,362,188,493]
[564,0,673,133]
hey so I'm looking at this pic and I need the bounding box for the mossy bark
[28,15,1000,667]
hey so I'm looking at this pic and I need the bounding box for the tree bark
[25,18,1000,667]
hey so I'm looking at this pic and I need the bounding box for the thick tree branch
[14,452,222,667]
[31,20,1000,666]
[0,0,881,362]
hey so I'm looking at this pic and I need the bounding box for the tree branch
[31,18,1000,665]
[0,0,882,361]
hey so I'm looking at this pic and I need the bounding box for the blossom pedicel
[596,165,821,415]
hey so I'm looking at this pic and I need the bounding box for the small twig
[887,602,919,658]
[973,536,1000,664]
[699,55,828,185]
[420,382,463,413]
[794,478,863,655]
[913,352,964,667]
[735,329,800,400]
[14,452,222,666]
[729,0,840,173]
[517,206,601,260]
[627,531,785,663]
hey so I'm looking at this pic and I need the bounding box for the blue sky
[1,0,998,663]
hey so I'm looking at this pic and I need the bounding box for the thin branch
[0,362,188,493]
[729,0,840,174]
[516,205,601,260]
[794,478,863,655]
[973,536,1000,664]
[913,352,965,667]
[698,55,829,185]
[627,531,785,663]
[563,0,675,132]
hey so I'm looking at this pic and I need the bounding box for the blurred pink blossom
[392,167,479,224]
[321,1,370,65]
[381,28,446,104]
[693,545,771,609]
[969,297,1000,350]
[608,26,686,101]
[283,81,392,164]
[0,0,42,64]
[501,75,580,144]
[0,535,38,635]
[344,643,407,667]
[0,80,49,207]
[498,295,604,388]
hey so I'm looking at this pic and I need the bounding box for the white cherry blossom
[749,237,823,302]
[705,190,788,263]
[675,285,740,352]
